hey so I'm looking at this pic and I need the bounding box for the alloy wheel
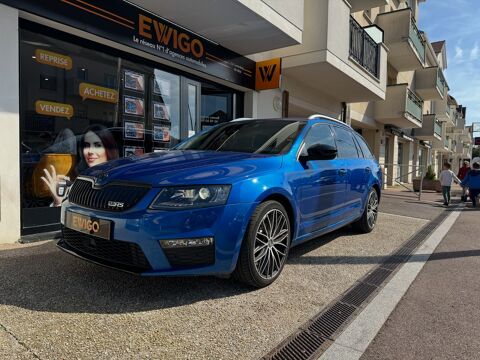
[367,190,379,229]
[254,209,289,280]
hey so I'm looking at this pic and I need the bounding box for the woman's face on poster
[83,131,107,167]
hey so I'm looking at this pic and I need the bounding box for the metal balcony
[376,8,425,71]
[374,84,423,128]
[349,16,380,78]
[413,114,442,141]
[433,98,454,125]
[415,67,447,100]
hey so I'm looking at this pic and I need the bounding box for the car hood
[81,150,283,186]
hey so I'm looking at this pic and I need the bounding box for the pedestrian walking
[439,162,461,206]
[457,160,470,202]
[461,158,480,208]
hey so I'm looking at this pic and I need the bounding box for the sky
[418,0,479,126]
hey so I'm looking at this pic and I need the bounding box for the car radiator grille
[60,227,152,272]
[68,179,150,211]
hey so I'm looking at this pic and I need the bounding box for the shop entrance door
[181,78,201,139]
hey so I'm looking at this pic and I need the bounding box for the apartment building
[347,0,472,186]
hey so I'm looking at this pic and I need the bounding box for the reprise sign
[2,0,255,88]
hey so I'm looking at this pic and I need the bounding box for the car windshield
[174,120,305,155]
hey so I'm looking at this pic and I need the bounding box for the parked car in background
[58,116,382,287]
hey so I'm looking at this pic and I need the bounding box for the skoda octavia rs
[59,117,382,287]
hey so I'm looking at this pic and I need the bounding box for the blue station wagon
[59,116,382,287]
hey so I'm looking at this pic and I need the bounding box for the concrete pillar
[243,91,258,118]
[0,4,20,243]
[387,134,398,186]
[412,142,420,178]
[405,141,414,183]
[256,89,282,119]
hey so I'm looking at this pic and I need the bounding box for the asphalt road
[0,194,437,360]
[361,207,480,360]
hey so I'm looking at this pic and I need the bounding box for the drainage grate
[307,302,356,339]
[362,268,392,287]
[263,330,328,360]
[340,282,377,307]
[261,208,454,360]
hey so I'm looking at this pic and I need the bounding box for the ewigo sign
[3,0,256,88]
[138,14,204,59]
[255,58,281,90]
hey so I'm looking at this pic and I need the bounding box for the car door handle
[365,167,371,173]
[338,169,347,176]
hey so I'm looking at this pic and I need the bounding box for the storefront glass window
[19,26,242,233]
[201,83,234,130]
[20,29,122,230]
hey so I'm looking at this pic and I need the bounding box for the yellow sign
[35,100,74,120]
[35,49,72,70]
[255,58,281,91]
[79,83,118,103]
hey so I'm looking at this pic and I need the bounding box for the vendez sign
[3,0,255,88]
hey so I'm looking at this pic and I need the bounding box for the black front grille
[163,246,215,268]
[60,227,151,273]
[68,179,150,211]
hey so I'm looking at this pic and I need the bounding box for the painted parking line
[318,206,463,360]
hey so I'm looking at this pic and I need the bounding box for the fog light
[160,237,214,248]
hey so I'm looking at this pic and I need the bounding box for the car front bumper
[58,201,257,276]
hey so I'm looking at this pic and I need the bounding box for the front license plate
[65,211,112,240]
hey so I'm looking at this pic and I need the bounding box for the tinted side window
[301,124,336,156]
[354,133,374,159]
[332,126,359,159]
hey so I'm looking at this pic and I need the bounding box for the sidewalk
[362,206,480,359]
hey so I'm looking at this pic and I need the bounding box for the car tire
[233,200,291,288]
[353,188,379,233]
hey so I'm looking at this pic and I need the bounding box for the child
[461,159,480,208]
[439,162,461,206]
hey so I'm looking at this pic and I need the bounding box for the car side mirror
[300,144,337,162]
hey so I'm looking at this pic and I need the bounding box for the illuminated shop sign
[35,49,72,69]
[255,58,281,91]
[79,83,118,103]
[4,0,256,88]
[35,100,73,119]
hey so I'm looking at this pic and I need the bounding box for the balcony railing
[436,69,447,96]
[406,88,423,123]
[409,16,425,63]
[434,120,442,137]
[349,16,380,78]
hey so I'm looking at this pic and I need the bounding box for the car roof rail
[231,117,254,122]
[308,114,351,127]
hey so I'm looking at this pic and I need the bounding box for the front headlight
[149,185,231,210]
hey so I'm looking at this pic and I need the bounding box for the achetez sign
[79,83,118,103]
[35,100,73,119]
[255,58,281,91]
[35,49,72,69]
[4,0,256,89]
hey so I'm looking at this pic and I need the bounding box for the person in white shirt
[439,162,461,206]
